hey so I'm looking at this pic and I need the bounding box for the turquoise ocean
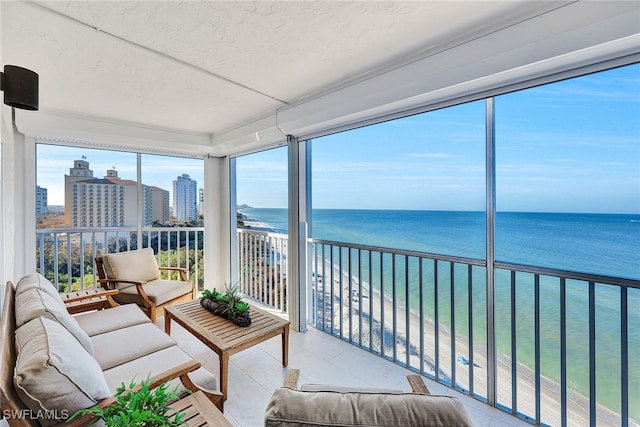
[240,208,640,419]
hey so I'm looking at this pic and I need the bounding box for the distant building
[36,186,48,215]
[198,188,204,216]
[64,160,170,227]
[173,174,197,222]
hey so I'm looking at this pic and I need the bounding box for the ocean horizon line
[239,206,640,216]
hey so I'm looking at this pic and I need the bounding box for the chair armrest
[407,375,430,394]
[159,266,189,281]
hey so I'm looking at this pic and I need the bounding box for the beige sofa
[265,368,474,427]
[1,273,223,426]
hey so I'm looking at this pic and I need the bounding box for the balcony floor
[156,314,530,427]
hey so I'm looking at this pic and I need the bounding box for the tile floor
[158,315,531,427]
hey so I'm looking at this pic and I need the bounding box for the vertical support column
[204,155,231,287]
[287,135,309,332]
[136,153,143,248]
[486,97,497,407]
[229,158,238,286]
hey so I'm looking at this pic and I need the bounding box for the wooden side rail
[60,288,120,314]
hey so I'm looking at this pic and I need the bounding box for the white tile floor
[159,315,531,427]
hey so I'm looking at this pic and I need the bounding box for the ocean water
[240,208,640,418]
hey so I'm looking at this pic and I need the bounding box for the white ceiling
[2,1,640,156]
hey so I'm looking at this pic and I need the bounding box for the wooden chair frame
[95,256,196,323]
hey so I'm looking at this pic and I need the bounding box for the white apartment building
[173,174,197,222]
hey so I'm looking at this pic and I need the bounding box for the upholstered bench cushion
[102,346,194,393]
[75,303,150,336]
[264,387,474,427]
[14,317,111,426]
[15,288,94,355]
[115,279,193,306]
[91,323,176,370]
[101,247,161,290]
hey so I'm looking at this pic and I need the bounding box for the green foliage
[233,301,250,315]
[200,288,222,301]
[201,283,250,316]
[70,377,186,427]
[219,283,246,316]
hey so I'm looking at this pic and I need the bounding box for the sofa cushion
[14,317,111,426]
[15,288,94,356]
[75,303,150,336]
[264,387,474,427]
[102,346,193,393]
[102,248,161,290]
[91,323,176,370]
[115,279,193,306]
[15,273,60,298]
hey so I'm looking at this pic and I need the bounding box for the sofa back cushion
[102,248,161,290]
[14,317,111,426]
[15,286,94,356]
[264,387,474,427]
[15,273,60,298]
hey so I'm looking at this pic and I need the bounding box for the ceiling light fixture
[0,65,39,111]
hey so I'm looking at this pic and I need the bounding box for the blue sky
[237,63,640,214]
[39,63,639,214]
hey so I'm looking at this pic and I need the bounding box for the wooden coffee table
[164,299,290,400]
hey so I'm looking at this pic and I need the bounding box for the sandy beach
[312,259,633,427]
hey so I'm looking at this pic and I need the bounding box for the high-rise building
[36,186,48,215]
[198,188,204,216]
[64,160,169,227]
[173,174,197,222]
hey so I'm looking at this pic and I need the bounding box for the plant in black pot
[200,283,251,327]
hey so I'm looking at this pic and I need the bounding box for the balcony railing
[309,238,640,427]
[38,225,639,425]
[236,229,288,311]
[36,227,205,292]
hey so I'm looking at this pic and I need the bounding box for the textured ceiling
[1,1,549,136]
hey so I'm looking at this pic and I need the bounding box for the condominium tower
[173,174,197,222]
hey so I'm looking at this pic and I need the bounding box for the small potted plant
[200,283,251,327]
[70,377,186,426]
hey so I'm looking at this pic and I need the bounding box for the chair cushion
[102,248,161,290]
[14,317,111,426]
[91,323,176,370]
[15,288,94,356]
[115,279,193,306]
[15,273,60,297]
[264,387,474,427]
[75,303,150,336]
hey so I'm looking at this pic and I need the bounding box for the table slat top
[165,299,290,352]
